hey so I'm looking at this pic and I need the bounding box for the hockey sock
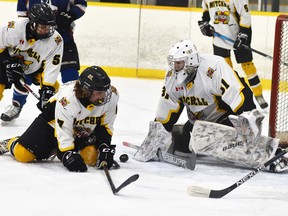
[241,61,263,96]
[12,87,29,107]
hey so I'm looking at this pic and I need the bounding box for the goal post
[269,14,288,147]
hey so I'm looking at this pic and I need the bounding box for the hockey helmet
[79,66,112,106]
[167,40,200,84]
[28,3,56,39]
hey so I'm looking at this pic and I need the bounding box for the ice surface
[0,77,287,216]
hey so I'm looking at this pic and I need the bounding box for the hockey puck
[119,154,129,162]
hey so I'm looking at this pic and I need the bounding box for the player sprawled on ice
[0,3,63,123]
[133,40,288,173]
[198,0,268,109]
[0,66,119,172]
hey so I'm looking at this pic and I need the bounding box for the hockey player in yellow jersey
[133,40,288,173]
[198,0,268,109]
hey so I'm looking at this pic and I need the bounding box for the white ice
[0,77,287,216]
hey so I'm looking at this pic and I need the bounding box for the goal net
[269,14,288,147]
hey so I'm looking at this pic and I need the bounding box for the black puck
[119,154,129,162]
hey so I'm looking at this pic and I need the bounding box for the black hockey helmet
[28,3,56,39]
[79,66,112,106]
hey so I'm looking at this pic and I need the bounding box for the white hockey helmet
[167,40,200,84]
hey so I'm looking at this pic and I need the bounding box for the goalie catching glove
[96,143,115,169]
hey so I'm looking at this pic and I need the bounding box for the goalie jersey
[0,19,63,86]
[201,0,252,50]
[155,54,254,131]
[42,81,119,152]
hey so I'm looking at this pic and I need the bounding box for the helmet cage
[82,84,112,106]
[167,40,200,84]
[30,23,56,39]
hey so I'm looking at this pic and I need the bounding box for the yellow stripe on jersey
[156,102,182,124]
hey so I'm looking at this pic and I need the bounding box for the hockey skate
[1,101,22,122]
[0,139,10,155]
[255,94,268,109]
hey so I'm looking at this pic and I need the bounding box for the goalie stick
[187,148,287,198]
[102,162,139,195]
[123,141,196,170]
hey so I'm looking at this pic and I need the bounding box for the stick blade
[187,186,211,198]
[122,141,140,150]
[115,174,139,194]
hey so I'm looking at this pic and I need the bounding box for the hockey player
[198,0,268,109]
[133,40,288,173]
[0,66,119,172]
[0,3,63,122]
[17,0,87,83]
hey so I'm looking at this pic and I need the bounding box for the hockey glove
[62,151,87,172]
[75,134,97,150]
[96,143,115,169]
[56,11,75,31]
[198,20,215,37]
[37,86,55,111]
[4,57,25,84]
[233,32,248,50]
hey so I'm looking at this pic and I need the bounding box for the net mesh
[272,15,288,146]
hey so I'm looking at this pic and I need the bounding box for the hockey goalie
[133,39,288,173]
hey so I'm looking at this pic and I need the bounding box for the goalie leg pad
[190,120,278,168]
[133,121,172,162]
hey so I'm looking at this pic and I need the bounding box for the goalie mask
[167,40,200,85]
[78,66,112,106]
[28,3,56,39]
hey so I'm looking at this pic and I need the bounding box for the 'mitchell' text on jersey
[73,116,103,126]
[13,47,41,63]
[209,1,230,10]
[179,96,209,106]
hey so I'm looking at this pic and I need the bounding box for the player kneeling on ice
[133,40,288,173]
[0,66,119,172]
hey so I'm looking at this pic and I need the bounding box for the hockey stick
[214,32,288,66]
[19,79,40,100]
[123,141,196,170]
[187,148,287,198]
[103,162,139,195]
[123,141,139,150]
